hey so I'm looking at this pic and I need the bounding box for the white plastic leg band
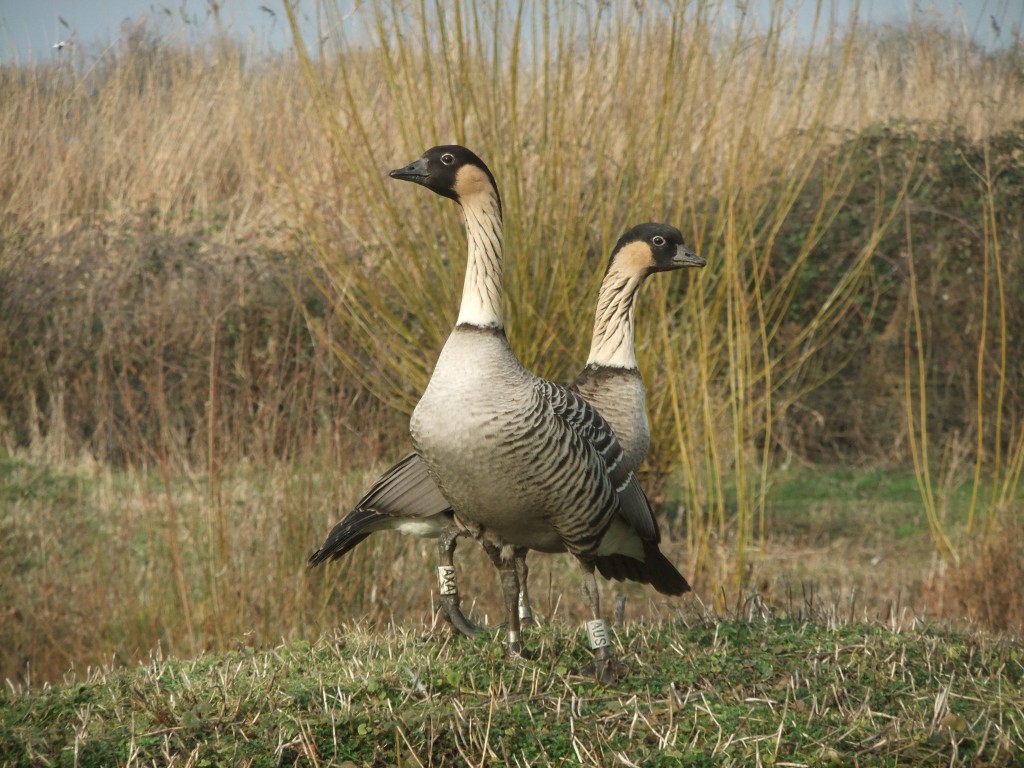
[437,565,458,596]
[586,619,611,650]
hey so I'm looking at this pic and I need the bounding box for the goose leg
[514,549,535,625]
[436,527,484,637]
[482,542,535,659]
[579,562,618,684]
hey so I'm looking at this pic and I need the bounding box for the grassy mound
[2,617,1021,766]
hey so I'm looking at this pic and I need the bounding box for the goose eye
[440,153,455,165]
[651,235,666,247]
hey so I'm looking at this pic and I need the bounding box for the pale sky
[0,0,325,61]
[0,0,1020,64]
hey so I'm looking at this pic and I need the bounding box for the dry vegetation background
[1,0,1023,685]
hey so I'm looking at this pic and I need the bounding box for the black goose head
[607,222,705,276]
[389,145,502,214]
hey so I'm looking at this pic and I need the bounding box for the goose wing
[308,453,452,566]
[356,452,452,519]
[538,381,660,543]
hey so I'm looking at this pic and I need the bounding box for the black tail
[307,508,386,567]
[595,541,690,596]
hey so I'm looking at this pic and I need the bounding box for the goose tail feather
[595,541,690,596]
[308,509,383,566]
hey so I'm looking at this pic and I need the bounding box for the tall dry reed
[283,0,1023,594]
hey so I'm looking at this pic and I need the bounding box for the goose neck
[456,193,505,329]
[586,271,644,369]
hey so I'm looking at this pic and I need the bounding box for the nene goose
[386,144,688,679]
[309,222,705,638]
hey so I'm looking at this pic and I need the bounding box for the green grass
[769,467,932,544]
[2,617,1021,766]
[762,466,1013,545]
[0,455,85,506]
[659,464,970,548]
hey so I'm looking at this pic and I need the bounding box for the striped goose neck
[586,269,645,369]
[456,191,504,329]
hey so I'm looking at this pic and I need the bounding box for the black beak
[673,245,706,268]
[389,156,430,184]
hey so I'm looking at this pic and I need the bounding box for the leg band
[586,619,610,650]
[518,590,532,621]
[437,565,458,595]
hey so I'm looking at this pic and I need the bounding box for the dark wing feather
[357,452,452,519]
[540,381,659,542]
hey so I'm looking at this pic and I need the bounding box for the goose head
[607,223,705,277]
[389,145,501,214]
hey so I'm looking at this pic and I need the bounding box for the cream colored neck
[586,268,645,369]
[456,191,505,329]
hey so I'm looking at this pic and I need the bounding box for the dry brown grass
[924,519,1024,634]
[0,452,1014,687]
[1,2,1023,686]
[0,29,297,237]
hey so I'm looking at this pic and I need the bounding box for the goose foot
[585,651,622,684]
[506,635,538,661]
[440,594,485,637]
[582,647,621,684]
